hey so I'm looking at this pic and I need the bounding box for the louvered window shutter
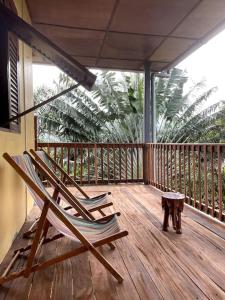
[0,0,19,131]
[8,31,19,130]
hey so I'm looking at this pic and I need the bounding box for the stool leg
[163,205,169,231]
[171,211,176,230]
[176,211,182,234]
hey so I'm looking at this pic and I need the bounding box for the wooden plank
[0,219,37,300]
[115,190,208,299]
[123,187,225,299]
[50,239,73,300]
[71,252,95,299]
[28,235,57,300]
[4,184,225,299]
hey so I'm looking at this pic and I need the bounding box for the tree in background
[35,68,225,143]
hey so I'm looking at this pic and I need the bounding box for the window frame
[0,0,20,133]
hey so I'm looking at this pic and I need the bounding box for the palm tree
[35,68,225,144]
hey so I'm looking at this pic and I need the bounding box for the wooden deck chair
[31,149,110,202]
[29,150,112,215]
[22,152,117,249]
[0,153,128,284]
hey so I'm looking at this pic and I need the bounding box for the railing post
[143,143,150,184]
[34,116,38,150]
[94,144,98,185]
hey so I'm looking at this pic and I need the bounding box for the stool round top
[162,192,185,200]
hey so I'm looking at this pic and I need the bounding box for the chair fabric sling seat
[13,155,120,245]
[35,150,109,206]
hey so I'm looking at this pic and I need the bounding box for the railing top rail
[37,142,145,148]
[146,143,225,146]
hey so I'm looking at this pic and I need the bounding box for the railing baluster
[87,144,90,184]
[218,145,222,221]
[101,145,104,182]
[125,145,128,182]
[107,144,110,183]
[178,145,181,193]
[188,145,191,205]
[198,145,201,210]
[204,145,208,213]
[150,144,153,184]
[157,145,159,188]
[183,145,186,198]
[94,144,98,185]
[119,145,122,181]
[137,145,139,180]
[80,144,83,185]
[131,146,133,181]
[174,145,177,191]
[192,145,196,208]
[61,146,63,181]
[74,146,77,181]
[166,145,169,191]
[170,144,173,190]
[67,146,70,177]
[162,145,165,191]
[54,146,56,173]
[211,145,215,217]
[113,144,116,182]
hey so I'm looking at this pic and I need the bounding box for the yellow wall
[0,0,34,262]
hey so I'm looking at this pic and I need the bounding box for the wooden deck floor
[1,184,225,299]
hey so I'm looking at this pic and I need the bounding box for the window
[0,0,19,131]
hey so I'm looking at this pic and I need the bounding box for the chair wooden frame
[30,149,109,200]
[0,153,128,285]
[23,151,117,250]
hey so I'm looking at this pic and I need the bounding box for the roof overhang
[26,0,225,73]
[0,3,96,90]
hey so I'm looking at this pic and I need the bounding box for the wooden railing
[37,143,144,184]
[37,141,225,222]
[145,143,225,221]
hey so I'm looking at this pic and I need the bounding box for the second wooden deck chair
[0,153,128,285]
[23,152,117,248]
[31,149,110,203]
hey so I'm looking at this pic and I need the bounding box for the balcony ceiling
[26,0,225,72]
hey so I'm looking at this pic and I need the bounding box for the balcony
[1,183,225,299]
[1,142,225,298]
[37,142,225,222]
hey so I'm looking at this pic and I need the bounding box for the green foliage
[35,68,225,144]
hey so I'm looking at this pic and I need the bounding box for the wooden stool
[162,192,185,234]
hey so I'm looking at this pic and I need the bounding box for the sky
[33,28,225,101]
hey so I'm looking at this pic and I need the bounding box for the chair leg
[0,230,128,285]
[23,218,39,238]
